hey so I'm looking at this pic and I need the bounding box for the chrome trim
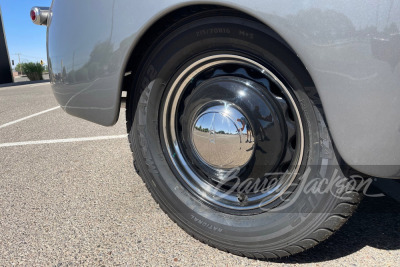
[191,102,255,169]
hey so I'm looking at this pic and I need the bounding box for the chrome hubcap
[161,54,304,213]
[192,102,254,169]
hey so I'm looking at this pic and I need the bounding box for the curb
[0,79,50,88]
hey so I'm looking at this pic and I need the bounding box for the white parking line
[29,83,47,88]
[0,106,60,129]
[0,135,127,148]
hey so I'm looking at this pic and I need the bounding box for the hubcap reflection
[192,103,254,169]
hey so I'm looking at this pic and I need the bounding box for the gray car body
[46,0,400,178]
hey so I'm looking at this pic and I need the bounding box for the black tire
[127,10,362,259]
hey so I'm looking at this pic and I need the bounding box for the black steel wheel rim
[161,54,304,214]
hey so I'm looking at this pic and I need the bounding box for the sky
[1,0,51,67]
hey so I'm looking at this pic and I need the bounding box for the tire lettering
[238,30,254,39]
[190,215,223,232]
[196,28,231,37]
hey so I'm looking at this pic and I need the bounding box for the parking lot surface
[0,83,399,266]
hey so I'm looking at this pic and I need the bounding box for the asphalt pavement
[0,83,399,266]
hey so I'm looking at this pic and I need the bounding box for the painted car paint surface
[47,0,400,178]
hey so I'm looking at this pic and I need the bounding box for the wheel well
[123,4,316,131]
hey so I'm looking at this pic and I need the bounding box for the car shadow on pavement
[271,185,400,263]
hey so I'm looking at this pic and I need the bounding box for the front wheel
[127,11,361,259]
